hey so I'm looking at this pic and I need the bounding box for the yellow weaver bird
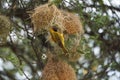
[49,26,68,53]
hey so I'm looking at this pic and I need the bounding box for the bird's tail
[61,44,68,53]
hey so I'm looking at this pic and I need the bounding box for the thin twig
[20,68,31,80]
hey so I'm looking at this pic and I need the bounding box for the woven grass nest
[31,3,84,35]
[61,10,84,34]
[31,4,64,33]
[31,3,84,61]
[0,15,12,44]
[41,54,77,80]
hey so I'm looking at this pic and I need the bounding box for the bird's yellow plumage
[49,27,68,53]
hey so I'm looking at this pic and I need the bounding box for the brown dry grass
[31,4,84,61]
[61,10,84,34]
[31,4,64,34]
[42,54,77,80]
[31,4,84,35]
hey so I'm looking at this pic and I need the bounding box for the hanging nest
[0,15,12,44]
[31,4,84,61]
[31,5,84,35]
[60,11,84,61]
[31,3,64,34]
[61,10,84,35]
[41,54,77,80]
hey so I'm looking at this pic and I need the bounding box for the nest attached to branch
[31,4,64,34]
[31,4,84,61]
[41,54,77,80]
[61,11,84,61]
[31,4,84,35]
[61,10,84,35]
[0,15,12,44]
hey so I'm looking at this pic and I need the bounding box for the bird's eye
[52,26,58,32]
